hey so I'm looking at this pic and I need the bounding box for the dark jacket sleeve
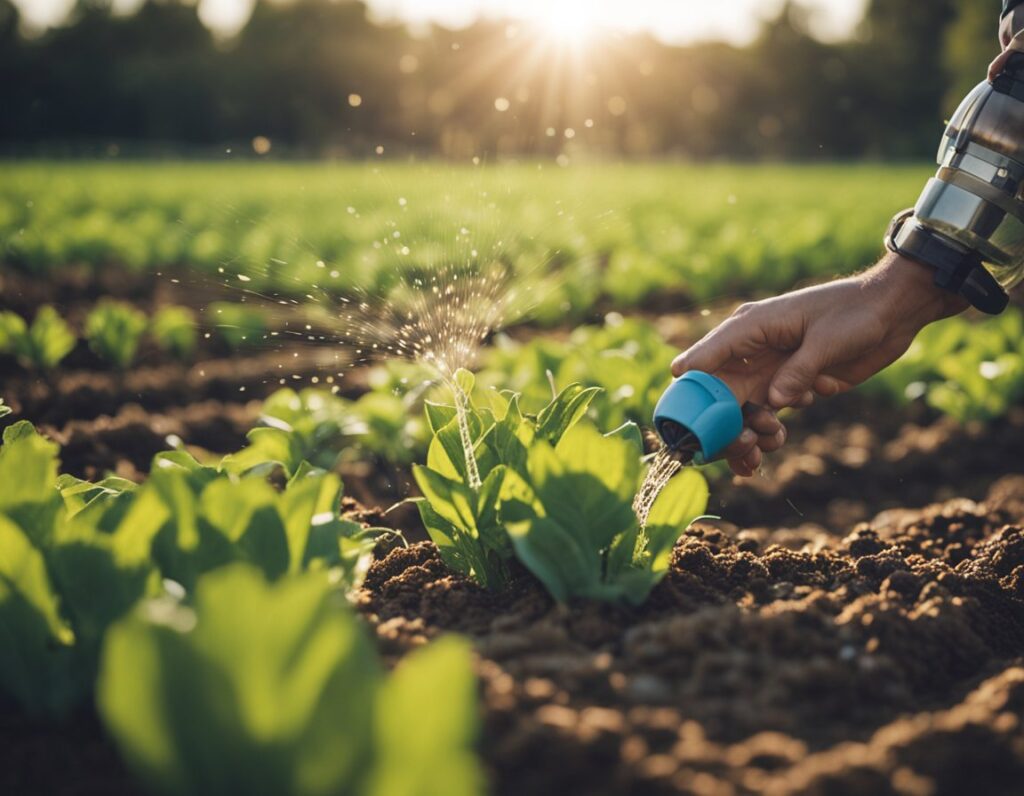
[1007,1,1024,16]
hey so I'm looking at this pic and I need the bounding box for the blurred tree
[945,0,1001,111]
[0,0,1000,159]
[852,0,957,157]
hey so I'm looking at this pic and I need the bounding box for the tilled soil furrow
[358,478,1024,796]
[2,345,369,427]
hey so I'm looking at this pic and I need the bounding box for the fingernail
[769,388,793,408]
[740,429,756,444]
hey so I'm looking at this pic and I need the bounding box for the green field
[1,161,932,319]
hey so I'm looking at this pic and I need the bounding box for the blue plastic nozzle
[653,371,743,464]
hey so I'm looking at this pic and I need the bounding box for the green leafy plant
[504,424,709,604]
[413,371,709,603]
[151,305,198,360]
[0,306,76,370]
[85,299,148,369]
[208,301,268,350]
[866,308,1024,422]
[98,565,482,796]
[223,388,366,477]
[0,398,10,418]
[0,422,386,718]
[0,421,153,717]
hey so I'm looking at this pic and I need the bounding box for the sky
[13,0,869,44]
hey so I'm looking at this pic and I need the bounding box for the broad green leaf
[0,515,78,717]
[2,419,38,444]
[98,565,379,796]
[48,522,155,652]
[222,427,303,478]
[506,513,599,603]
[368,637,483,796]
[281,471,343,573]
[412,466,478,535]
[424,400,457,435]
[535,383,601,445]
[0,423,59,511]
[57,473,136,516]
[527,425,638,553]
[201,479,290,580]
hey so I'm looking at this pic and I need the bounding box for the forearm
[865,254,970,329]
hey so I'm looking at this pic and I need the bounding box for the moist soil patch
[358,477,1024,795]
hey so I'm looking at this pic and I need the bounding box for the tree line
[0,0,1002,159]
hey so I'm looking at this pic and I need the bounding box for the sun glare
[531,4,598,49]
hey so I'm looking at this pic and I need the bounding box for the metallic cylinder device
[910,54,1024,292]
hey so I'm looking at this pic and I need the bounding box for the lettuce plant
[222,388,367,477]
[0,306,76,371]
[208,301,268,350]
[413,371,709,603]
[0,422,384,718]
[98,565,482,796]
[85,299,148,369]
[151,305,198,360]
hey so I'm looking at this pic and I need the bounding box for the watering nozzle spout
[653,371,743,464]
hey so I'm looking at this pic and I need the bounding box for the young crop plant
[208,301,269,350]
[477,316,679,432]
[865,307,1024,423]
[413,371,709,603]
[223,388,369,477]
[0,306,76,371]
[85,299,148,369]
[98,565,482,796]
[151,305,198,360]
[0,422,387,719]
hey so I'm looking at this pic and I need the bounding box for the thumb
[769,343,830,408]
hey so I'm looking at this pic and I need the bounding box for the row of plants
[231,307,1022,486]
[0,418,481,796]
[166,369,712,604]
[1,162,927,320]
[0,301,268,371]
[864,307,1024,423]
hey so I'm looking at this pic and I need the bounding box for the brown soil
[358,477,1024,796]
[4,270,1024,794]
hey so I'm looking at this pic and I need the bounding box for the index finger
[671,319,748,377]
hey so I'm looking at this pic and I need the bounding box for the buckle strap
[884,210,1010,315]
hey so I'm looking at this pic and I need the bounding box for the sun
[530,3,599,49]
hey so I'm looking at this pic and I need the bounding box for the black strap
[885,210,1009,315]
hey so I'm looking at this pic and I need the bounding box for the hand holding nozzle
[661,255,967,477]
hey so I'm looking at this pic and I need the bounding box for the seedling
[151,305,198,360]
[0,306,76,371]
[98,566,482,796]
[208,301,268,350]
[414,371,709,603]
[0,421,389,718]
[85,300,148,369]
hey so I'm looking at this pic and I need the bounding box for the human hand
[991,9,1024,80]
[672,255,968,475]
